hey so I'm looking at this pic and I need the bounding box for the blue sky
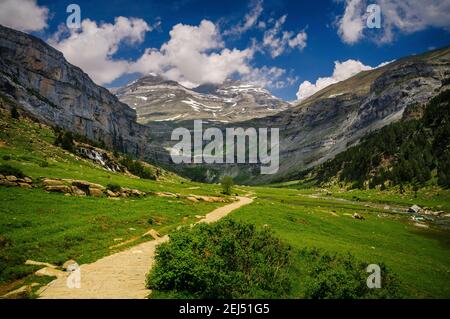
[2,0,450,100]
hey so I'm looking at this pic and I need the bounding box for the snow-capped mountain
[113,75,290,124]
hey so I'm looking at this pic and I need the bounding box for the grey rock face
[0,24,151,156]
[1,24,449,185]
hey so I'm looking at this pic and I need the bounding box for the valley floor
[0,113,449,299]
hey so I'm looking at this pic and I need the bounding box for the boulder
[353,213,365,220]
[35,267,65,278]
[42,178,64,186]
[70,186,87,196]
[0,180,17,187]
[408,205,422,214]
[106,190,119,197]
[5,175,17,182]
[89,188,104,197]
[23,177,33,183]
[45,185,72,193]
[18,183,32,189]
[187,196,199,202]
[0,174,5,179]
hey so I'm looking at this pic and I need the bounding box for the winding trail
[38,196,254,299]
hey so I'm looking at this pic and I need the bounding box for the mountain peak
[115,75,290,123]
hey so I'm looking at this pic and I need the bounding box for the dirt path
[38,196,254,299]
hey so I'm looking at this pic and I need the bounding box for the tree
[10,106,19,119]
[220,176,234,195]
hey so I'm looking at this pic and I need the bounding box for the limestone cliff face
[0,24,151,156]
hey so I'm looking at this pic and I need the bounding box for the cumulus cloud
[337,0,365,44]
[263,15,307,58]
[241,66,298,89]
[337,0,450,44]
[130,20,253,88]
[296,59,390,101]
[0,0,49,32]
[49,17,151,85]
[224,0,264,36]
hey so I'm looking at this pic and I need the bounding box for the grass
[0,108,449,299]
[231,187,450,298]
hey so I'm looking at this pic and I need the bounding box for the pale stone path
[38,196,253,299]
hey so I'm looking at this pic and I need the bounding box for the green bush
[54,131,75,153]
[299,248,402,299]
[106,183,121,193]
[119,156,157,180]
[2,155,11,161]
[147,219,292,299]
[220,176,234,195]
[0,164,25,178]
[10,106,19,119]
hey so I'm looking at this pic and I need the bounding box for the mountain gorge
[1,24,449,185]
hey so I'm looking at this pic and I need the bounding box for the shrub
[220,176,234,195]
[39,161,49,167]
[106,183,121,193]
[119,156,157,180]
[0,164,25,178]
[10,106,19,119]
[147,219,292,298]
[2,155,11,161]
[54,131,75,153]
[299,248,403,299]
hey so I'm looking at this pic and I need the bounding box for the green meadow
[0,112,449,298]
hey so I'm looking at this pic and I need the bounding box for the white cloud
[337,0,365,44]
[241,66,298,89]
[296,59,390,101]
[224,0,264,36]
[337,0,450,44]
[130,20,253,88]
[263,15,307,58]
[0,0,49,32]
[49,17,150,85]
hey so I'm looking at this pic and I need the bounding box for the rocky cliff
[0,24,152,157]
[1,24,449,184]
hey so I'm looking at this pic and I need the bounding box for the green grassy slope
[231,187,450,298]
[0,106,229,288]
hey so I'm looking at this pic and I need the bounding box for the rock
[142,229,160,240]
[106,190,118,197]
[35,267,65,278]
[89,188,104,197]
[0,24,149,160]
[186,196,199,202]
[1,285,31,299]
[353,213,365,220]
[5,175,17,182]
[154,192,178,198]
[0,180,18,187]
[45,185,72,193]
[0,174,4,179]
[130,189,145,197]
[42,178,65,186]
[408,205,422,213]
[62,259,78,271]
[18,182,32,188]
[70,186,87,196]
[25,259,57,268]
[23,177,32,183]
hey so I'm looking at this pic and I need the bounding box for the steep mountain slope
[1,24,449,186]
[114,75,290,123]
[301,89,450,189]
[0,24,151,157]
